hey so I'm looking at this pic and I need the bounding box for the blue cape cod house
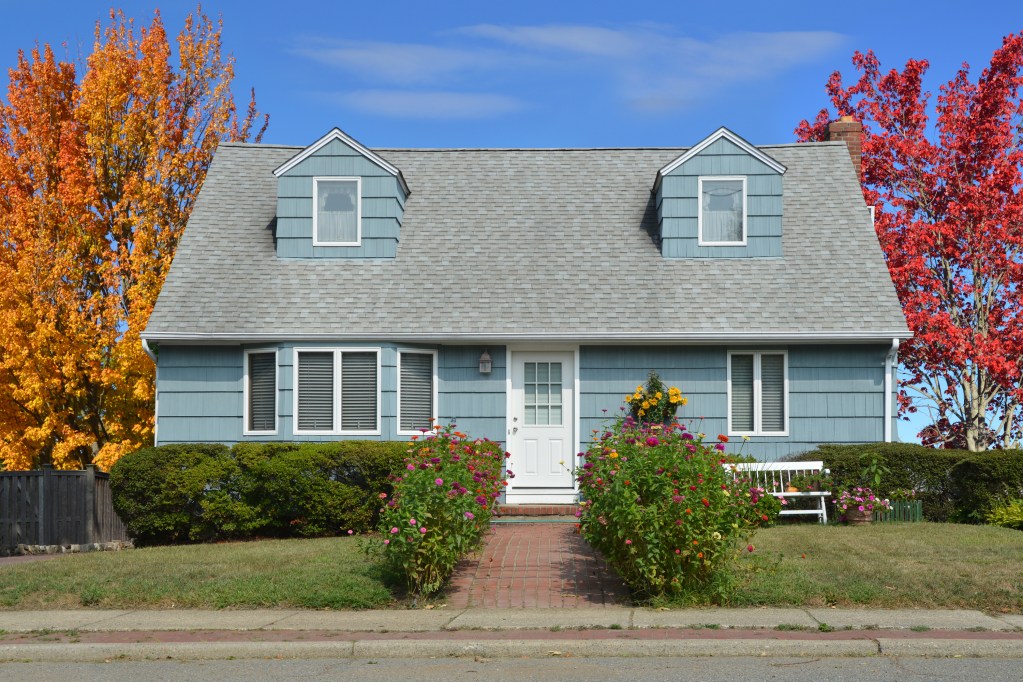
[142,122,910,504]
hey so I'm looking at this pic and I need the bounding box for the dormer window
[698,177,746,246]
[313,177,361,246]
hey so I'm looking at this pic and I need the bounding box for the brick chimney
[828,115,862,182]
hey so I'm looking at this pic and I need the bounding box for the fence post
[84,465,97,545]
[39,465,52,545]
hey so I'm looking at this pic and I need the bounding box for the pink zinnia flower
[383,539,390,545]
[646,436,659,446]
[419,526,427,534]
[409,518,417,526]
[625,539,632,545]
[390,527,399,534]
[464,511,475,520]
[435,478,444,486]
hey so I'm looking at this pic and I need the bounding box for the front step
[492,504,579,523]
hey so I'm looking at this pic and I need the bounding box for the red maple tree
[796,35,1023,451]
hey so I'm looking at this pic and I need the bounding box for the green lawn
[738,522,1023,612]
[1,523,1020,612]
[0,537,394,610]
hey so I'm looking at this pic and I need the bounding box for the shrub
[110,441,407,545]
[986,499,1023,530]
[578,418,781,602]
[109,443,236,545]
[374,425,509,598]
[793,443,1023,523]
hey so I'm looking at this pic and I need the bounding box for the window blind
[297,352,334,431]
[341,352,377,431]
[760,353,786,432]
[247,352,276,432]
[400,352,433,431]
[730,354,755,432]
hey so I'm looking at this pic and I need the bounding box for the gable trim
[656,127,787,183]
[273,128,410,195]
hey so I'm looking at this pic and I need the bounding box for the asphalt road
[1,656,1021,681]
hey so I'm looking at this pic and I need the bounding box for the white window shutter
[400,352,433,431]
[247,352,276,431]
[341,352,377,431]
[760,353,786,432]
[730,354,755,432]
[297,352,334,431]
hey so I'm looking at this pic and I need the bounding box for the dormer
[655,128,785,259]
[273,128,410,258]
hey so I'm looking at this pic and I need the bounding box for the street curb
[1,637,1021,662]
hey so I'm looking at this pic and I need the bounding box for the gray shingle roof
[143,141,909,342]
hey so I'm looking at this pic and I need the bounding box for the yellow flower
[712,532,722,540]
[637,409,646,416]
[641,401,650,410]
[681,397,689,406]
[655,391,663,400]
[633,393,642,401]
[636,385,643,392]
[609,451,619,459]
[624,395,631,403]
[742,435,751,442]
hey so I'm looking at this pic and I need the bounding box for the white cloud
[335,90,524,120]
[295,24,846,119]
[458,24,643,58]
[295,41,505,86]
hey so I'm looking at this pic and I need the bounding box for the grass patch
[735,522,1023,613]
[0,537,393,610]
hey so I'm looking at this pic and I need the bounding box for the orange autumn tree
[0,9,267,470]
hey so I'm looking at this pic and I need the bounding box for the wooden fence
[0,466,128,549]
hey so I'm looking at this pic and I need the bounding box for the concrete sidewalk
[0,607,1020,662]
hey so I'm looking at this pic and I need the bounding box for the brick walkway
[443,523,631,608]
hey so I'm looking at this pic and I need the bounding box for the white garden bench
[725,461,831,524]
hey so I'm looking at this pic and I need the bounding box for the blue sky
[1,1,1016,148]
[1,1,1018,441]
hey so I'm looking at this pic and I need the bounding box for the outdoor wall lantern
[479,349,492,374]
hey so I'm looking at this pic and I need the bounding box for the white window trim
[697,176,748,247]
[396,349,439,436]
[243,348,279,436]
[292,347,381,436]
[312,176,362,247]
[726,350,789,437]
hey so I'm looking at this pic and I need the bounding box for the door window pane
[523,362,563,426]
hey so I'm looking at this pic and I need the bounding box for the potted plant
[790,471,834,492]
[833,486,891,524]
[624,371,685,425]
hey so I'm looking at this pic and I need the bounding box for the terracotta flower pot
[845,508,873,525]
[786,485,800,493]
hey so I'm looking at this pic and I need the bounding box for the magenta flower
[390,527,399,534]
[409,518,417,526]
[625,539,633,545]
[419,526,427,534]
[406,463,415,471]
[646,436,659,446]
[383,539,390,545]
[714,442,725,451]
[435,478,444,486]
[464,511,475,520]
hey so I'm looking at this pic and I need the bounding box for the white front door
[507,351,576,502]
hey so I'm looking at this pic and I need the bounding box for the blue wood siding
[276,138,406,259]
[155,343,507,446]
[658,137,783,259]
[155,343,889,460]
[579,344,889,460]
[437,346,507,444]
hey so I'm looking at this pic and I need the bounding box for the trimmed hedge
[791,443,1023,522]
[110,441,407,545]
